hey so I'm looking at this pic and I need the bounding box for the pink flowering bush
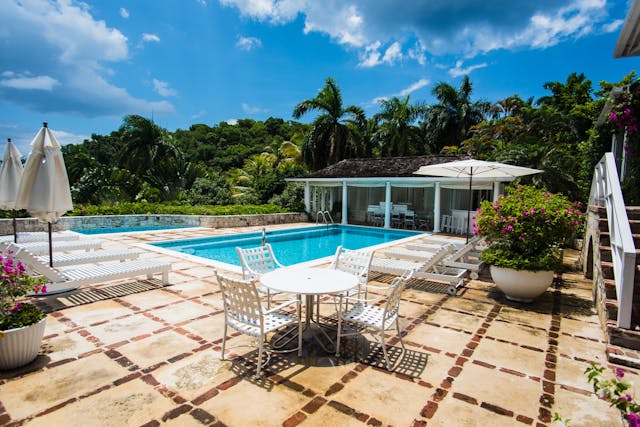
[586,363,640,426]
[0,250,46,331]
[608,83,640,136]
[474,185,584,271]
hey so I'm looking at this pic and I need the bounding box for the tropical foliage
[0,250,46,331]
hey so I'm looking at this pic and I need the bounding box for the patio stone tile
[406,322,471,355]
[441,296,494,316]
[200,376,309,426]
[86,313,164,345]
[163,413,213,426]
[450,362,541,421]
[555,357,594,392]
[0,353,126,420]
[484,320,548,350]
[495,306,552,329]
[153,351,236,400]
[327,366,430,426]
[400,300,430,319]
[277,362,356,394]
[42,316,72,337]
[58,300,134,326]
[557,334,608,364]
[300,403,370,426]
[472,339,545,377]
[428,396,520,426]
[118,289,185,311]
[168,270,197,284]
[164,279,214,298]
[560,317,605,341]
[401,285,448,305]
[117,330,198,369]
[415,351,454,388]
[180,312,226,342]
[552,387,620,427]
[425,308,485,333]
[40,330,99,363]
[22,378,175,427]
[148,299,214,324]
[179,266,217,279]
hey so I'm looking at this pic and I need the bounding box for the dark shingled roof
[303,155,467,178]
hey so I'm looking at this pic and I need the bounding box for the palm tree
[373,95,424,156]
[119,115,177,176]
[293,77,365,170]
[423,75,491,153]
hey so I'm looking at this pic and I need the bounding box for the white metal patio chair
[335,270,413,371]
[6,243,170,294]
[236,243,286,308]
[215,271,301,379]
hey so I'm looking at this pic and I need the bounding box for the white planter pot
[0,317,46,370]
[490,266,554,303]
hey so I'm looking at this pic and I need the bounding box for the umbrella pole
[48,222,53,267]
[465,169,473,244]
[12,210,17,243]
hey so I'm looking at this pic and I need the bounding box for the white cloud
[448,60,488,77]
[218,0,613,63]
[236,35,263,51]
[241,103,268,114]
[369,78,430,105]
[142,33,160,43]
[51,129,89,146]
[197,0,207,5]
[192,110,206,119]
[0,73,59,91]
[603,19,624,33]
[152,78,177,97]
[0,0,173,117]
[226,118,238,125]
[119,7,129,19]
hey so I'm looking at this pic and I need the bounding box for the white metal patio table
[260,266,358,355]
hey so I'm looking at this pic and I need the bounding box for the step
[599,246,640,264]
[599,233,640,249]
[607,323,640,351]
[603,279,618,299]
[626,207,640,221]
[600,262,640,284]
[606,343,640,369]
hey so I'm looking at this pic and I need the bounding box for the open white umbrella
[414,159,543,242]
[0,138,24,243]
[15,122,73,266]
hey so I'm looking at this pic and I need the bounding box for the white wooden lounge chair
[6,244,170,294]
[0,230,80,244]
[371,245,467,295]
[386,236,485,279]
[35,249,142,267]
[1,239,103,255]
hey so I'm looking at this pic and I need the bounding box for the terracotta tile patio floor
[0,223,636,426]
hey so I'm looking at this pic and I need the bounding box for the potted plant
[474,185,584,302]
[0,249,48,370]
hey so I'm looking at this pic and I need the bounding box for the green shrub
[67,202,287,216]
[269,182,305,211]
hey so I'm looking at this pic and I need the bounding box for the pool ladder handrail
[315,211,334,227]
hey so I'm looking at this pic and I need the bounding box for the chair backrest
[383,274,409,324]
[215,271,263,331]
[415,244,455,274]
[236,243,282,280]
[2,243,66,282]
[330,246,374,285]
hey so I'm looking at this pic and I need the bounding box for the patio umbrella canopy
[414,159,543,242]
[15,123,73,266]
[0,139,24,243]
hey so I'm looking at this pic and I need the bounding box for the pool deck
[0,223,635,426]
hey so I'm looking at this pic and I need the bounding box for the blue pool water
[153,225,422,266]
[74,225,194,235]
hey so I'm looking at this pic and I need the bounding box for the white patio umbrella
[0,138,24,243]
[414,159,543,242]
[15,123,73,266]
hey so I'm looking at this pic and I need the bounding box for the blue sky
[1,0,639,155]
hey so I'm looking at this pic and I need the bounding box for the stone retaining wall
[0,213,307,235]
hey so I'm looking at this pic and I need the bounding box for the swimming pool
[153,225,422,266]
[74,225,194,235]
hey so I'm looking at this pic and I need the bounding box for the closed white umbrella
[0,138,24,242]
[15,122,73,266]
[414,159,543,242]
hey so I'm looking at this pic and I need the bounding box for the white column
[384,182,391,229]
[321,188,326,211]
[433,182,441,233]
[329,188,335,211]
[492,181,501,202]
[304,182,310,214]
[342,181,348,225]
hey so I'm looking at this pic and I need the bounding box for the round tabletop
[260,267,358,295]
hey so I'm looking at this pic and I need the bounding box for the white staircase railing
[590,152,637,328]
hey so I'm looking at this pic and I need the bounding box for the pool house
[288,155,517,233]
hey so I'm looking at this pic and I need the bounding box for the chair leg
[221,322,228,360]
[396,319,405,350]
[297,296,303,357]
[256,337,264,379]
[380,329,392,371]
[335,297,343,357]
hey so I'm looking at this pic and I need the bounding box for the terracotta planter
[0,317,46,370]
[490,266,554,303]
